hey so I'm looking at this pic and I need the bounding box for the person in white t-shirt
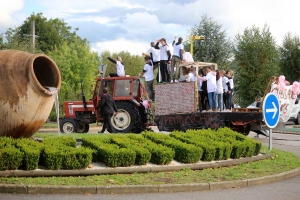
[139,56,155,100]
[170,36,184,82]
[222,70,232,111]
[182,50,194,62]
[188,66,196,82]
[143,42,160,82]
[216,70,224,111]
[199,66,217,111]
[156,38,171,83]
[107,56,125,77]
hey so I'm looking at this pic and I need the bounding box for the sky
[1,0,300,55]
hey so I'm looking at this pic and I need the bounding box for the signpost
[262,93,280,150]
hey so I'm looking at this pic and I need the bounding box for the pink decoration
[278,75,286,90]
[284,80,290,86]
[142,100,150,109]
[292,81,300,95]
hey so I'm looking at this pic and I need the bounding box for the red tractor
[59,76,153,133]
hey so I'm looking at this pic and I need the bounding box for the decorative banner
[155,82,197,115]
[270,83,297,122]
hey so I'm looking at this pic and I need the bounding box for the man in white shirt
[156,38,171,83]
[139,56,155,100]
[107,56,125,77]
[170,36,184,82]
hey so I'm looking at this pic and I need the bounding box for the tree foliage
[189,15,233,68]
[279,32,300,82]
[100,51,144,77]
[234,24,279,107]
[48,37,100,103]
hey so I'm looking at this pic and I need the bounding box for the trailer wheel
[111,101,140,133]
[295,112,300,125]
[76,122,89,133]
[240,123,251,136]
[60,118,77,133]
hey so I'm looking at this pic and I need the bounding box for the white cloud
[123,12,160,31]
[93,38,149,55]
[0,0,24,32]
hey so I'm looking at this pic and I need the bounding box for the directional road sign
[263,93,280,129]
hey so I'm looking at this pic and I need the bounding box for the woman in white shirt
[198,66,217,111]
[188,66,196,82]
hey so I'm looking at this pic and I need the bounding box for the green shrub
[0,137,15,149]
[63,147,93,169]
[231,141,247,159]
[110,136,151,165]
[43,136,76,147]
[150,144,175,165]
[16,139,44,170]
[42,146,63,170]
[0,147,23,170]
[143,132,202,163]
[127,135,175,165]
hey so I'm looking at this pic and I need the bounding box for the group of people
[104,36,235,113]
[138,37,195,101]
[197,68,235,112]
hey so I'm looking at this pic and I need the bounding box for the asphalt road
[1,130,300,200]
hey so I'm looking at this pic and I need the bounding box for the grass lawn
[0,146,299,186]
[42,123,100,128]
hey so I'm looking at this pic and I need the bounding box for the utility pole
[24,21,38,53]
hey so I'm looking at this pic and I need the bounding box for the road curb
[1,167,300,194]
[0,157,299,194]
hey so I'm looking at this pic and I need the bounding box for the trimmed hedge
[116,134,175,165]
[82,136,136,167]
[16,139,44,170]
[0,127,263,171]
[110,136,151,165]
[0,146,23,170]
[42,136,92,170]
[143,132,203,163]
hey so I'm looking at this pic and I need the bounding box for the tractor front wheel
[60,118,77,133]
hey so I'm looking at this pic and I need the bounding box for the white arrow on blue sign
[263,93,280,129]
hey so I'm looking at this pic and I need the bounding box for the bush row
[41,136,92,170]
[0,136,92,171]
[143,132,203,163]
[0,128,262,170]
[82,134,175,167]
[170,128,261,160]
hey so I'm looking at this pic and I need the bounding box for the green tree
[189,15,233,68]
[11,13,77,53]
[279,32,300,82]
[0,28,43,53]
[234,24,279,107]
[48,37,100,104]
[100,51,144,77]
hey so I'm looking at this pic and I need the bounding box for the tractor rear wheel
[76,122,89,133]
[111,101,140,133]
[60,118,77,133]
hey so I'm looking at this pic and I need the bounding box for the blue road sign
[263,93,280,129]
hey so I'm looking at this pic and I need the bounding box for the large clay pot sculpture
[0,50,61,138]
